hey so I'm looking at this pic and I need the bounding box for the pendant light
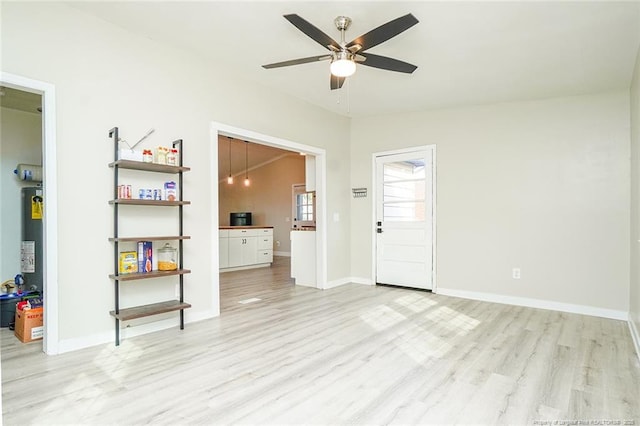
[244,141,250,187]
[226,137,233,184]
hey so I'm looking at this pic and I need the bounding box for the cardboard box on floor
[14,307,43,343]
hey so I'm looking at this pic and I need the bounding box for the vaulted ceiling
[69,1,640,118]
[217,136,299,181]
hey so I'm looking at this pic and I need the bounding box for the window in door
[292,184,315,228]
[382,159,426,222]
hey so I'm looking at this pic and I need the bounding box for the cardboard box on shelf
[164,181,177,201]
[119,251,138,274]
[14,307,43,343]
[137,241,153,273]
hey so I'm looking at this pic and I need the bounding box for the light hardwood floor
[2,256,639,425]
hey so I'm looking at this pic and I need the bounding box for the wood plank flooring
[1,256,639,425]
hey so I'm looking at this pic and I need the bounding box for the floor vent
[238,297,262,304]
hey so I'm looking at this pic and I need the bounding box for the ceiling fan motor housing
[334,16,352,33]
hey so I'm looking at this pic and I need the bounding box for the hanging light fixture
[227,137,234,184]
[330,51,356,77]
[329,17,356,78]
[244,141,250,187]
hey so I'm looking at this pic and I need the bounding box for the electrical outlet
[276,240,281,247]
[512,268,521,279]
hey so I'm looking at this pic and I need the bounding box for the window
[382,159,426,222]
[292,184,315,227]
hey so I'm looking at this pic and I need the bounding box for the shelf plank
[109,199,190,206]
[109,160,190,174]
[109,269,191,281]
[109,236,191,242]
[109,300,191,321]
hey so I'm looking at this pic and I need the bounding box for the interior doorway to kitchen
[210,122,327,316]
[0,72,58,355]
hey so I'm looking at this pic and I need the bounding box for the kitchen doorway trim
[1,72,59,355]
[210,122,328,311]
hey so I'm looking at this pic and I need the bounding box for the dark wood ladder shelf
[109,300,192,321]
[108,126,190,346]
[109,236,191,243]
[109,269,191,281]
[108,159,190,174]
[109,199,190,206]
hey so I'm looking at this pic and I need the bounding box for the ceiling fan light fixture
[330,51,356,77]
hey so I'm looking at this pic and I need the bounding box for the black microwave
[230,212,252,226]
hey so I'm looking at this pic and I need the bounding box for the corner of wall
[630,41,640,362]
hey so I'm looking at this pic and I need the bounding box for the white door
[375,148,434,290]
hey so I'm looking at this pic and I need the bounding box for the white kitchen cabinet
[257,228,274,264]
[219,229,229,268]
[257,228,273,249]
[220,227,273,271]
[291,230,316,287]
[228,229,258,267]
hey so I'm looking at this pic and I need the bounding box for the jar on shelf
[142,149,153,163]
[167,149,178,166]
[158,243,178,271]
[155,147,169,164]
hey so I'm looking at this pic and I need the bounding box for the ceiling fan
[262,13,419,90]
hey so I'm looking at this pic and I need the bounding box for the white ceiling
[0,86,41,114]
[69,1,640,118]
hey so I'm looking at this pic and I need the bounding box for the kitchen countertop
[219,226,274,230]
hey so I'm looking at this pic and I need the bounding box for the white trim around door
[209,122,328,313]
[1,72,59,355]
[371,145,436,292]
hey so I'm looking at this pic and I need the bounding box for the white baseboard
[56,309,217,354]
[220,263,272,273]
[274,251,291,257]
[629,313,640,362]
[324,277,373,289]
[436,287,627,321]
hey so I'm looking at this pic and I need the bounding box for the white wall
[630,45,640,345]
[1,3,351,348]
[351,91,630,313]
[0,106,42,283]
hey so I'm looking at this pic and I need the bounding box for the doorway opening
[0,72,58,355]
[210,122,327,315]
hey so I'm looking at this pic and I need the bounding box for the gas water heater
[21,187,43,292]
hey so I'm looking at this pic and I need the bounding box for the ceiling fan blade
[346,13,419,52]
[262,55,331,69]
[330,74,346,90]
[284,14,341,50]
[359,53,417,74]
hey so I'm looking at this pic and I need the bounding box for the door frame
[1,72,59,354]
[371,145,437,292]
[210,122,327,313]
